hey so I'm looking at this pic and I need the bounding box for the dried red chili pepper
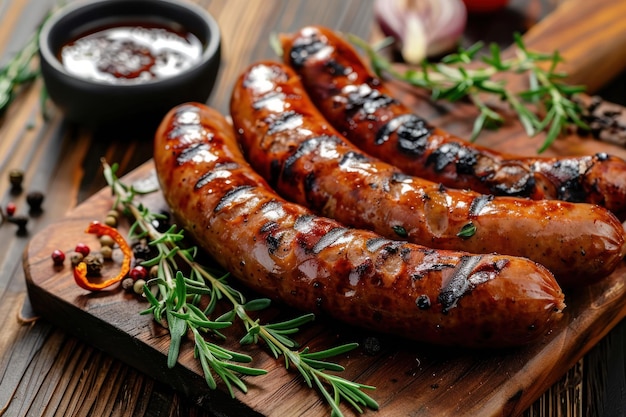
[73,221,132,291]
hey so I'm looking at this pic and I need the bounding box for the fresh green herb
[0,12,50,116]
[457,222,476,239]
[102,160,378,416]
[349,33,588,153]
[392,224,408,238]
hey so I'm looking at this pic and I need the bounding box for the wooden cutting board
[22,0,626,416]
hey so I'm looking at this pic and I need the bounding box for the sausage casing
[229,61,626,287]
[280,26,626,219]
[154,102,565,348]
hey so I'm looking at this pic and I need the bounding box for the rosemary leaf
[102,160,377,416]
[351,33,589,152]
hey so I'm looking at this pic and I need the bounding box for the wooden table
[1,1,625,416]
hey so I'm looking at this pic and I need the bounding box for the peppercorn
[121,277,135,292]
[7,215,28,235]
[74,243,90,257]
[363,336,382,356]
[70,252,84,266]
[26,191,44,214]
[129,265,148,281]
[132,238,153,260]
[83,254,104,276]
[51,249,65,266]
[72,222,132,291]
[99,234,115,248]
[151,210,172,232]
[104,215,118,228]
[133,279,146,295]
[106,209,120,219]
[6,202,16,217]
[149,265,159,279]
[8,169,24,192]
[100,245,113,260]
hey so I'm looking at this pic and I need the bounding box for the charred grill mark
[546,159,586,202]
[260,221,282,254]
[312,227,348,254]
[490,171,536,197]
[260,200,283,215]
[325,59,348,76]
[195,162,239,190]
[338,150,370,167]
[266,111,303,135]
[424,142,480,176]
[173,103,201,119]
[438,255,483,313]
[344,84,396,118]
[168,124,209,144]
[354,259,373,278]
[177,142,209,164]
[294,214,316,232]
[390,172,413,183]
[284,137,322,178]
[469,195,494,217]
[411,250,456,280]
[214,185,254,212]
[366,237,392,252]
[260,220,279,234]
[252,91,286,111]
[467,259,510,287]
[288,36,326,68]
[455,147,479,174]
[283,135,342,178]
[377,114,432,154]
[427,142,462,172]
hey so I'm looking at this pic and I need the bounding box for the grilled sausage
[154,102,565,348]
[280,26,626,219]
[229,61,626,287]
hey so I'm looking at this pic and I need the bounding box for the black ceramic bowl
[39,0,221,126]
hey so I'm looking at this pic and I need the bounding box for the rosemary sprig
[102,160,378,416]
[349,33,588,153]
[0,12,50,116]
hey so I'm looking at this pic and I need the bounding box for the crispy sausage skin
[229,61,626,287]
[154,102,564,348]
[280,26,626,219]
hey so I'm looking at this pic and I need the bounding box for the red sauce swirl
[59,23,203,84]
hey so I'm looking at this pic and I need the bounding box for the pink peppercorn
[74,243,90,257]
[51,249,65,265]
[6,202,16,216]
[129,265,148,281]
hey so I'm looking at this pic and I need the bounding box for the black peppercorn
[132,238,153,259]
[26,191,44,214]
[363,336,382,356]
[7,215,28,236]
[9,169,24,193]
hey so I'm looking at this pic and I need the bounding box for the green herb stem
[0,11,52,115]
[349,34,588,152]
[102,160,378,417]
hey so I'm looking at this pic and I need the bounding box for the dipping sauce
[59,23,203,84]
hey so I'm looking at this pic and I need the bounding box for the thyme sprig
[102,160,378,416]
[350,33,588,152]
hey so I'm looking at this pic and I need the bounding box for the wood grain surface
[1,0,626,416]
[22,158,626,416]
